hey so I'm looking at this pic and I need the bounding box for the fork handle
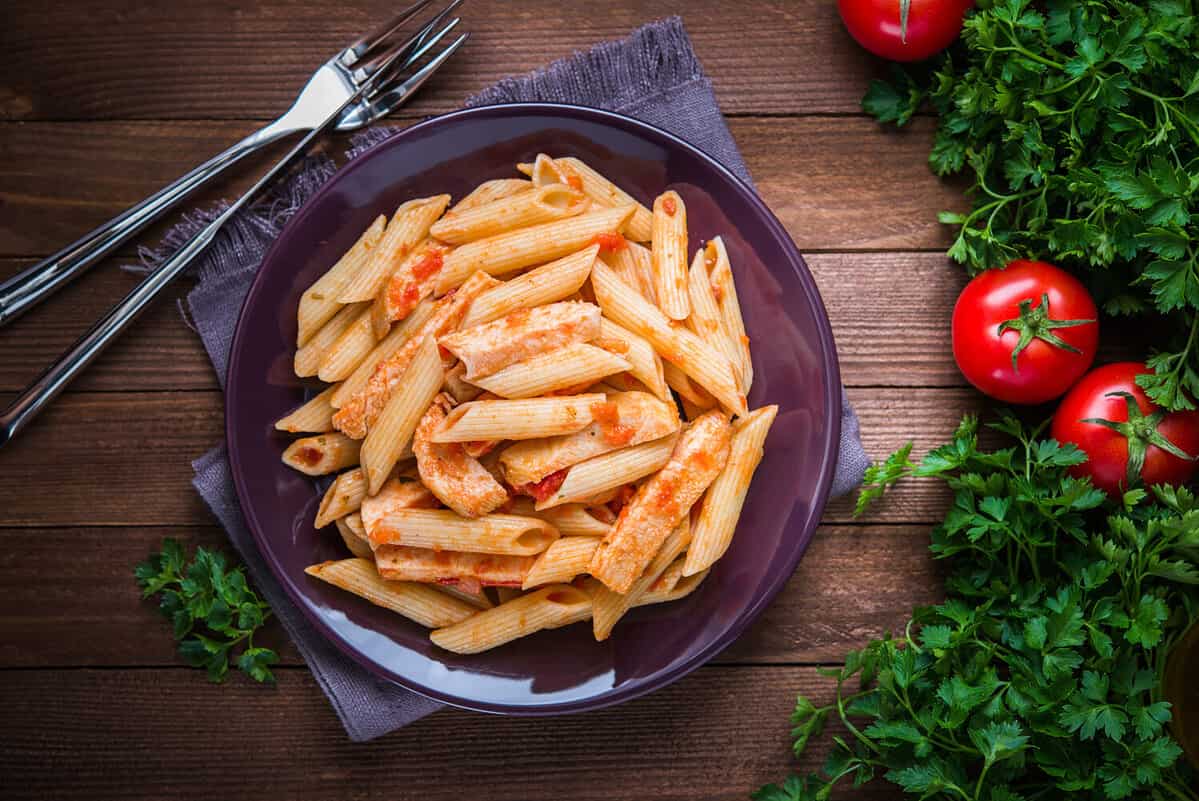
[0,119,300,328]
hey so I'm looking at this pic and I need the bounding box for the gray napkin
[151,16,868,742]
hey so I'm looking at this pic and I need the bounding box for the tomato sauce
[296,446,323,467]
[412,249,443,281]
[517,469,568,503]
[589,232,627,254]
[662,196,677,216]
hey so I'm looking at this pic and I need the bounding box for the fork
[0,0,462,328]
[0,3,468,446]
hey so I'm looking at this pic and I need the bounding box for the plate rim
[225,101,843,715]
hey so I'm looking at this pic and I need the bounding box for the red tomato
[1051,362,1199,496]
[952,260,1099,404]
[838,0,973,61]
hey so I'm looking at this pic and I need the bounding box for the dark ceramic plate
[225,103,841,715]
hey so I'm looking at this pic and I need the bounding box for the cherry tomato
[1051,362,1199,496]
[838,0,973,62]
[952,260,1099,404]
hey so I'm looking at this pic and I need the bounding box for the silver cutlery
[0,0,463,328]
[0,2,467,446]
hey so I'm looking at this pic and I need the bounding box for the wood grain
[0,0,890,122]
[0,388,979,527]
[0,666,901,801]
[0,524,938,668]
[0,117,962,258]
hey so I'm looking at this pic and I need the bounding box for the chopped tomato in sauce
[517,469,568,503]
[411,249,444,281]
[710,282,725,303]
[662,196,678,216]
[564,172,584,191]
[606,483,637,517]
[296,447,323,467]
[589,232,627,254]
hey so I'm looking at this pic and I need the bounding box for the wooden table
[0,3,980,798]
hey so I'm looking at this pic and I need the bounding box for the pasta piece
[430,183,588,244]
[432,394,605,443]
[591,260,746,417]
[437,583,494,610]
[651,191,690,320]
[449,179,532,213]
[493,586,523,604]
[662,360,716,409]
[358,476,439,532]
[641,565,708,604]
[333,271,497,438]
[334,517,374,560]
[682,397,714,422]
[374,545,534,587]
[470,343,631,399]
[275,385,338,433]
[414,398,509,518]
[338,195,449,303]
[434,204,636,293]
[602,239,656,303]
[340,511,366,539]
[459,245,597,329]
[706,237,753,392]
[317,304,376,382]
[440,300,602,380]
[500,391,680,486]
[522,156,654,242]
[588,410,732,593]
[683,405,778,575]
[331,299,436,409]
[297,214,385,346]
[442,362,483,403]
[539,433,679,510]
[371,239,448,338]
[506,498,612,537]
[294,301,370,377]
[598,318,668,401]
[687,248,745,392]
[591,518,691,640]
[305,558,477,628]
[315,467,368,528]
[647,556,686,596]
[430,584,591,654]
[359,336,444,493]
[281,433,362,476]
[521,536,601,589]
[366,509,559,556]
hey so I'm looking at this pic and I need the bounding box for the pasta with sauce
[274,155,777,651]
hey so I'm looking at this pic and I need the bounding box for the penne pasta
[359,476,439,532]
[297,214,386,346]
[334,271,497,438]
[591,260,746,417]
[294,301,370,377]
[366,509,559,556]
[588,410,731,593]
[493,586,524,604]
[315,467,368,528]
[434,204,636,294]
[602,239,657,304]
[371,239,448,338]
[522,156,654,243]
[499,391,680,486]
[430,584,591,654]
[539,432,679,510]
[275,385,339,433]
[641,564,709,604]
[687,248,745,391]
[338,195,449,303]
[598,318,668,401]
[506,498,612,537]
[469,342,631,399]
[340,511,366,539]
[432,394,605,443]
[430,183,588,244]
[705,237,753,392]
[662,360,716,409]
[334,516,375,560]
[437,583,495,610]
[522,536,602,589]
[440,300,602,380]
[281,433,362,476]
[442,361,484,403]
[374,545,534,588]
[459,246,597,329]
[331,298,436,409]
[683,405,778,575]
[413,398,509,518]
[359,336,444,493]
[591,518,691,640]
[305,558,477,628]
[317,304,376,382]
[449,179,532,214]
[651,191,690,320]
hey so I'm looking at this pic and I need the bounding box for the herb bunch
[863,0,1199,410]
[135,538,278,684]
[756,415,1199,801]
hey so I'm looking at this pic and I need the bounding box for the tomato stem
[1081,391,1196,488]
[899,0,910,44]
[996,292,1094,373]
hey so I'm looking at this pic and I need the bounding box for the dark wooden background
[0,2,982,798]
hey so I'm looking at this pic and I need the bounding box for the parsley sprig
[757,415,1199,801]
[863,0,1199,410]
[135,538,278,684]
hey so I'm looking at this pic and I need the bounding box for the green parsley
[862,0,1199,411]
[756,414,1199,801]
[135,538,278,684]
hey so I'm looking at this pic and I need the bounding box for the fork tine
[356,0,463,78]
[360,32,468,113]
[340,0,436,65]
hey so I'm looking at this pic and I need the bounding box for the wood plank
[0,387,976,527]
[0,117,962,258]
[0,523,938,668]
[0,667,900,801]
[0,0,889,122]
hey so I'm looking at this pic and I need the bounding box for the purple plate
[226,103,841,715]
